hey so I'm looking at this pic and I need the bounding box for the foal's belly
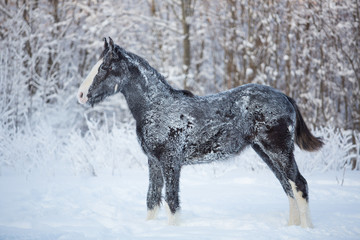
[182,126,247,165]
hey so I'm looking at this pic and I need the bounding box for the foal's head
[77,37,132,106]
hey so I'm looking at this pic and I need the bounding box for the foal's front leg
[163,161,181,225]
[146,158,164,220]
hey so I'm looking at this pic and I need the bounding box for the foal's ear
[109,37,115,51]
[103,37,108,49]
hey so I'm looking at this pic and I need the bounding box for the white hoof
[165,202,181,225]
[300,218,314,228]
[146,205,160,220]
[288,196,301,226]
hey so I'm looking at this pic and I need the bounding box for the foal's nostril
[77,90,88,104]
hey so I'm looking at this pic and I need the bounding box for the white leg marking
[164,202,181,226]
[289,180,314,228]
[288,196,301,226]
[114,84,118,93]
[146,205,160,220]
[77,58,103,104]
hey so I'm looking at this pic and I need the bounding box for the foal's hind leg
[251,142,313,228]
[146,158,164,220]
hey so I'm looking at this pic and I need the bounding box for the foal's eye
[101,64,111,71]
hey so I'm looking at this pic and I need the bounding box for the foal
[78,38,323,228]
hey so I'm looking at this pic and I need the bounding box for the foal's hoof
[167,212,181,226]
[288,220,301,226]
[300,220,314,229]
[288,219,314,228]
[165,203,181,225]
[146,206,160,220]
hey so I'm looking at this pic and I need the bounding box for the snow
[245,68,253,77]
[0,106,358,239]
[0,111,359,239]
[1,0,359,238]
[1,166,359,240]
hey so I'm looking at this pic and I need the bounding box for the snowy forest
[1,1,360,239]
[1,0,359,172]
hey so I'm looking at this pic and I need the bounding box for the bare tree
[181,0,193,89]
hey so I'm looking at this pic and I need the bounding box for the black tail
[287,97,324,151]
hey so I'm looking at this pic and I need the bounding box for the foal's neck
[121,60,173,122]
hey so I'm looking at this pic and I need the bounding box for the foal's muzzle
[77,90,88,104]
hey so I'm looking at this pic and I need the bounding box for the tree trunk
[225,0,237,89]
[284,0,292,96]
[181,0,192,90]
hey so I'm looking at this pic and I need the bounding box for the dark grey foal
[78,38,323,227]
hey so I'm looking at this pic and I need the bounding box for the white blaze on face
[77,58,103,104]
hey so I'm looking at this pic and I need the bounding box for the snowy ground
[1,165,359,240]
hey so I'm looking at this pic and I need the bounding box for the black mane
[117,45,194,97]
